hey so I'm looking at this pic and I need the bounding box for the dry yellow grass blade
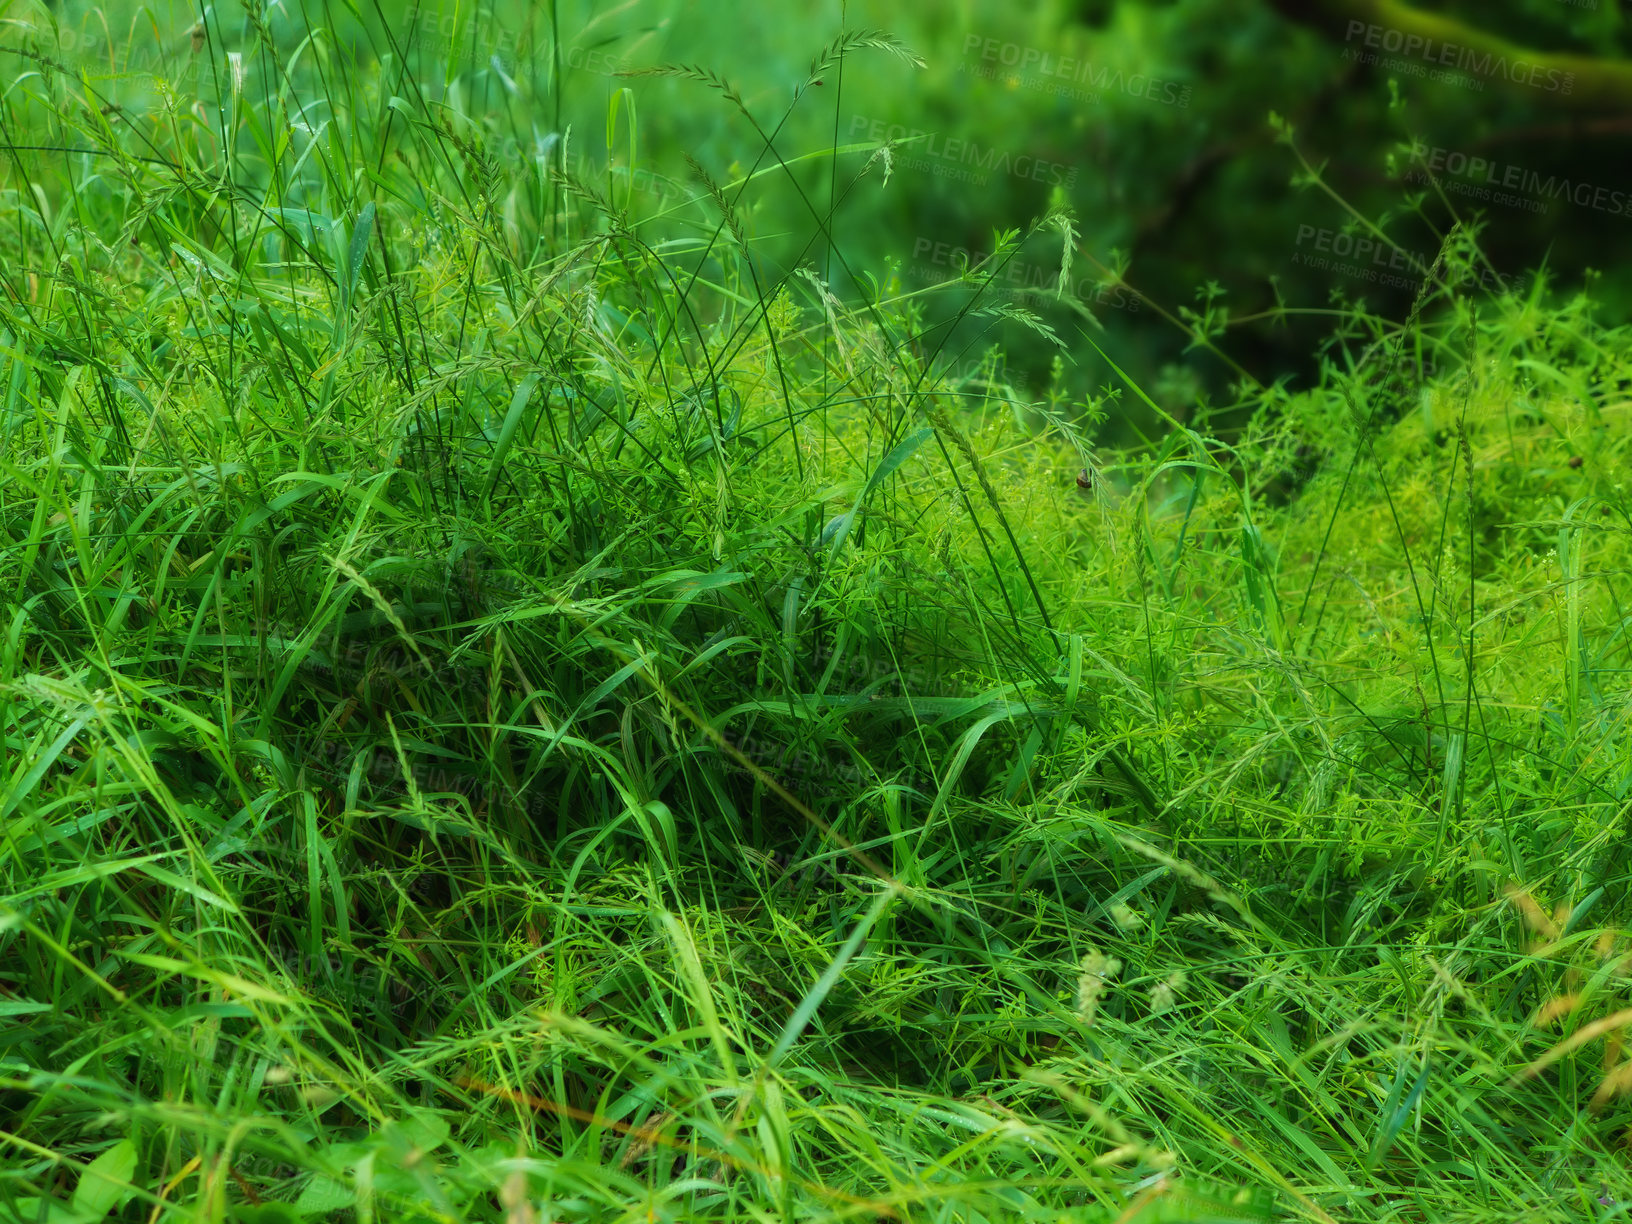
[1505,883,1560,940]
[1531,993,1583,1027]
[1591,1061,1632,1112]
[1512,1007,1632,1085]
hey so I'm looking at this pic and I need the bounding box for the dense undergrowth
[5,4,1632,1223]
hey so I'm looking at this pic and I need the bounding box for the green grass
[4,3,1632,1222]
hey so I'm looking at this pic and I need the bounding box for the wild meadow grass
[3,4,1632,1222]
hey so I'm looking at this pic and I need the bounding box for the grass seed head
[1149,971,1187,1016]
[1076,949,1122,1026]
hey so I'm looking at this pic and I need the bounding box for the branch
[1266,0,1632,111]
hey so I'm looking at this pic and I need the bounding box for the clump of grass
[4,4,1632,1223]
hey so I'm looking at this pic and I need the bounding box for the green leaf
[862,425,934,500]
[1367,1056,1431,1171]
[924,709,1010,825]
[1239,522,1285,652]
[9,1198,81,1224]
[827,425,935,557]
[130,862,240,913]
[481,371,543,503]
[72,1139,137,1219]
[345,201,376,306]
[380,1112,451,1155]
[231,1205,304,1224]
[294,1176,354,1215]
[766,886,895,1067]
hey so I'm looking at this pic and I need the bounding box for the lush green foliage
[4,2,1632,1222]
[19,0,1632,431]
